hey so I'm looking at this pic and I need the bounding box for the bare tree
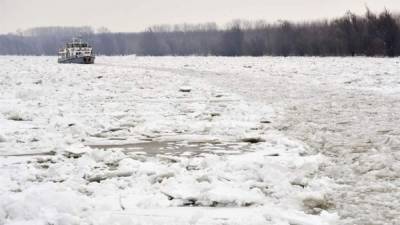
[1,10,399,57]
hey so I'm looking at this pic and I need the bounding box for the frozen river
[195,57,400,225]
[133,56,400,225]
[0,56,399,225]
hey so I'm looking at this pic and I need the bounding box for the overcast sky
[1,0,400,34]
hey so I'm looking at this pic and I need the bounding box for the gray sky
[1,0,400,34]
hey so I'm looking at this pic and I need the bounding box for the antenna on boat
[77,36,82,44]
[72,36,83,44]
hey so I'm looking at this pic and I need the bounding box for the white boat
[58,38,95,64]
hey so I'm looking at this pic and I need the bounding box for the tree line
[1,9,399,57]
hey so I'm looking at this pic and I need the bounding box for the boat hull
[58,56,95,64]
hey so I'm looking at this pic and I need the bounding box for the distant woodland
[1,9,400,57]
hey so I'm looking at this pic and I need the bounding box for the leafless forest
[1,9,399,57]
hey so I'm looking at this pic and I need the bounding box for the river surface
[128,57,400,225]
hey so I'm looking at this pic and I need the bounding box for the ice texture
[2,56,398,225]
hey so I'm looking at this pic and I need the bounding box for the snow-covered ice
[1,56,398,225]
